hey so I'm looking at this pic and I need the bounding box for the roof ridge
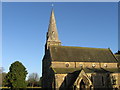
[50,45,108,50]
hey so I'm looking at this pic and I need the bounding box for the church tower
[45,9,61,50]
[42,9,61,88]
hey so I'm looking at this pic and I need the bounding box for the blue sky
[2,2,118,77]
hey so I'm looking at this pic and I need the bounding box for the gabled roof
[74,69,93,86]
[49,46,118,62]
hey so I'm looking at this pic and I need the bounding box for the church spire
[46,9,61,49]
[47,9,60,42]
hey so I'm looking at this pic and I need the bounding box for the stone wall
[55,74,67,88]
[110,73,120,88]
[51,61,118,69]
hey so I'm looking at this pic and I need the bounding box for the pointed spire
[46,9,61,46]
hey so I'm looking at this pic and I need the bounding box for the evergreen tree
[4,61,28,89]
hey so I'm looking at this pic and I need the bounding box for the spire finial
[51,3,54,10]
[51,3,54,7]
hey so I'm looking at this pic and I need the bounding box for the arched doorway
[80,79,86,90]
[74,70,93,90]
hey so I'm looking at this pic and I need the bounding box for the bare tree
[0,67,4,73]
[0,67,2,87]
[27,73,40,87]
[0,67,7,87]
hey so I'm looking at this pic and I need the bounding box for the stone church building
[42,9,120,89]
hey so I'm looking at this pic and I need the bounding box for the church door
[80,79,86,90]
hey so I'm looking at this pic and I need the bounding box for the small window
[104,64,107,67]
[92,64,96,68]
[66,63,69,67]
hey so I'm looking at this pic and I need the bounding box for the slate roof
[52,68,120,74]
[49,46,118,62]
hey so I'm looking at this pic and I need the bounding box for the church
[42,9,120,89]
